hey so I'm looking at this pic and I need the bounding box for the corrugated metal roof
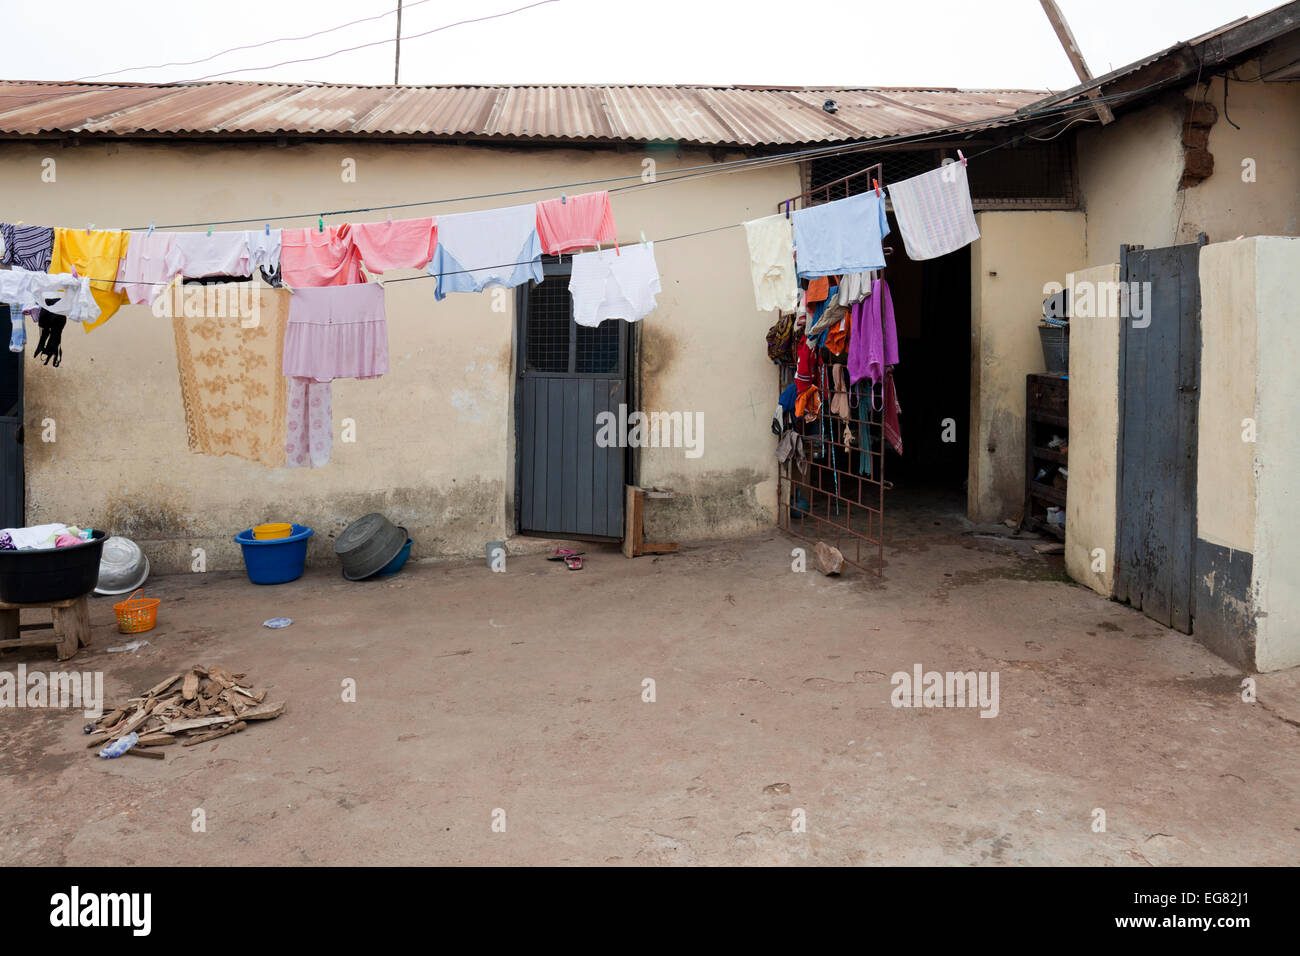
[0,81,1044,146]
[1023,1,1300,117]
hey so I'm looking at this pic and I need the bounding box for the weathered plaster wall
[1194,236,1300,673]
[1076,65,1300,263]
[1179,71,1300,245]
[1076,96,1185,262]
[1064,262,1120,597]
[969,211,1086,523]
[0,140,794,571]
[1197,241,1258,553]
[632,178,789,542]
[1251,236,1300,671]
[1195,239,1259,670]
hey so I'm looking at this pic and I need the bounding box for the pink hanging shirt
[349,218,438,273]
[535,191,617,255]
[280,226,364,287]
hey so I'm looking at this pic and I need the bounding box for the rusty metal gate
[775,163,887,575]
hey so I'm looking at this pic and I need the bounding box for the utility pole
[394,0,403,85]
[1038,0,1114,124]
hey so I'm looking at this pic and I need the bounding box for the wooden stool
[622,485,679,558]
[0,594,92,661]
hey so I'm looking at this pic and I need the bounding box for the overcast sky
[5,0,1282,90]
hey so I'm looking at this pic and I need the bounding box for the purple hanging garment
[847,279,897,385]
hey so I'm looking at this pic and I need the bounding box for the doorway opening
[883,215,973,535]
[775,164,974,573]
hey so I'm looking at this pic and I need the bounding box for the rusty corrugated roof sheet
[0,81,1044,146]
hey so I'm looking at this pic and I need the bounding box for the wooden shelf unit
[1024,373,1069,539]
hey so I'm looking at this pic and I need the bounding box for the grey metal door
[515,261,627,539]
[0,306,23,528]
[1115,241,1202,632]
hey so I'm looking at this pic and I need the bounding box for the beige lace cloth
[170,283,289,468]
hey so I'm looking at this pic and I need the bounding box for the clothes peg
[386,212,392,225]
[86,223,93,235]
[207,224,213,237]
[615,240,621,257]
[640,231,648,247]
[784,201,790,220]
[873,179,881,197]
[318,216,324,234]
[147,221,156,236]
[265,223,271,236]
[958,149,967,167]
[561,193,567,204]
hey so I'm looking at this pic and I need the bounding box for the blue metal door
[515,261,627,539]
[1115,242,1202,632]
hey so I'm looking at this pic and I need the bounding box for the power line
[73,0,439,82]
[191,0,563,82]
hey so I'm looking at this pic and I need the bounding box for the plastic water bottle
[98,732,139,759]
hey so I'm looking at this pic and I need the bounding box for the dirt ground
[2,491,1298,866]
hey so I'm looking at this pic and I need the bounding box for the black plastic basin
[0,530,107,603]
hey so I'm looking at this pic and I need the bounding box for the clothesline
[69,87,1097,234]
[0,223,739,289]
[1,151,980,374]
[0,156,971,291]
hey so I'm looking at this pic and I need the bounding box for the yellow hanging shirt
[50,228,130,332]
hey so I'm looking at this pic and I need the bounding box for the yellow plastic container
[253,522,292,541]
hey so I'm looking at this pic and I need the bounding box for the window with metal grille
[523,269,624,374]
[524,275,571,372]
[576,323,620,374]
[807,139,1077,209]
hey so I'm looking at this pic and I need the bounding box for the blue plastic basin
[234,524,314,585]
[376,538,413,577]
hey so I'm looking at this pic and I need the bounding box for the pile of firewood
[85,665,285,760]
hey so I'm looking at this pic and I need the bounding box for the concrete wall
[1251,236,1300,671]
[1195,236,1300,673]
[0,140,795,571]
[1195,239,1259,669]
[1076,64,1300,263]
[1076,96,1185,262]
[1068,68,1300,669]
[1064,262,1121,597]
[1179,74,1300,245]
[969,211,1086,523]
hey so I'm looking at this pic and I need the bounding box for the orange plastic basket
[113,589,160,634]
[253,523,292,540]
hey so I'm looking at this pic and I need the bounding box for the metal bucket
[1039,324,1069,373]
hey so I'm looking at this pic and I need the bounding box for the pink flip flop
[547,547,585,561]
[564,554,583,571]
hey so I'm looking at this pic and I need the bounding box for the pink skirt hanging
[282,283,389,382]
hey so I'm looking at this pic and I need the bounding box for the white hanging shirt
[426,203,542,300]
[0,267,101,324]
[743,214,798,312]
[246,229,283,273]
[568,242,660,328]
[165,231,253,279]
